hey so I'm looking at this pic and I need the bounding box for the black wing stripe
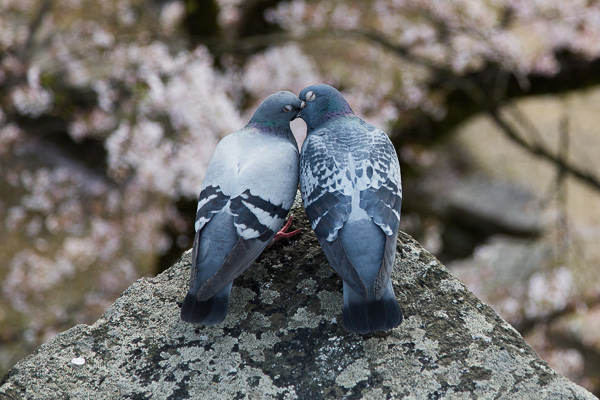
[195,185,230,231]
[238,189,289,219]
[230,198,274,242]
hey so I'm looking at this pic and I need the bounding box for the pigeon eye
[283,105,293,112]
[305,91,315,102]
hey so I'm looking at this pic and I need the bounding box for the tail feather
[180,283,233,325]
[342,281,402,334]
[182,211,237,326]
[336,218,402,334]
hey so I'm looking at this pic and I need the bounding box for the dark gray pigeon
[181,91,304,325]
[298,84,402,334]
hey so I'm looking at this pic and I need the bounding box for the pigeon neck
[247,120,296,142]
[307,110,355,131]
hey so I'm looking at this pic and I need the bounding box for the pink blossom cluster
[267,0,600,116]
[99,44,243,198]
[2,0,600,382]
[215,0,244,28]
[0,0,238,364]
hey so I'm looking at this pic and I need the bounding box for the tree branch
[485,107,600,193]
[19,0,54,62]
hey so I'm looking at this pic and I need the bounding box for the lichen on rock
[0,204,596,399]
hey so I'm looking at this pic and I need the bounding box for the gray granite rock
[0,204,596,399]
[444,176,543,237]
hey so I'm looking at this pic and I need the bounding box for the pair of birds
[180,84,403,334]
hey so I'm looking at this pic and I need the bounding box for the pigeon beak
[292,101,305,120]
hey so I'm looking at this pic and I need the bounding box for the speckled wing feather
[356,125,402,300]
[300,133,351,241]
[300,127,367,298]
[357,125,402,236]
[300,121,402,300]
[297,84,402,333]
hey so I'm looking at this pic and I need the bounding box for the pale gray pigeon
[298,84,402,334]
[181,91,304,325]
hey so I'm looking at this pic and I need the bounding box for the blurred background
[1,0,599,394]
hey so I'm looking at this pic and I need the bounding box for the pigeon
[297,84,402,334]
[181,91,304,325]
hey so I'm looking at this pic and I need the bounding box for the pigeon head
[248,91,305,133]
[297,84,354,130]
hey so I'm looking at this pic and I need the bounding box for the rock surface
[0,204,596,399]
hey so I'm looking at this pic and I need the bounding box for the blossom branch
[19,0,54,62]
[485,107,600,193]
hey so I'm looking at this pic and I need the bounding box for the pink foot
[272,215,301,244]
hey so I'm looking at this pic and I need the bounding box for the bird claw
[271,215,301,245]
